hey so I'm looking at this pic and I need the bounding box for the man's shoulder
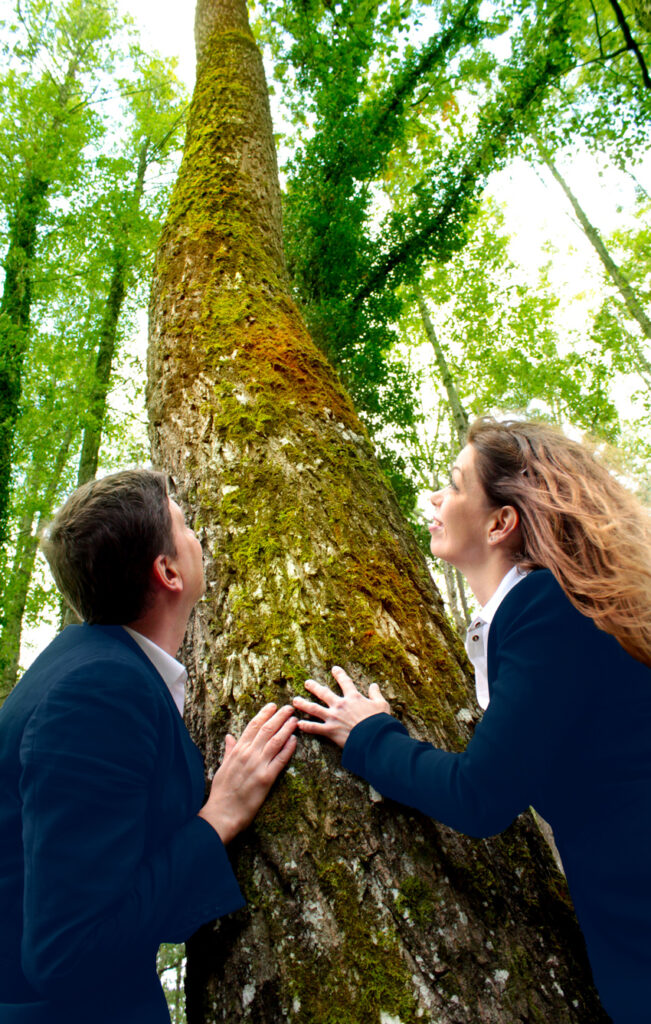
[31,623,150,676]
[4,624,158,722]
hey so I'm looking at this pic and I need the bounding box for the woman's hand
[292,666,391,748]
[199,703,297,844]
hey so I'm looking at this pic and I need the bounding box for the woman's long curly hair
[468,417,651,668]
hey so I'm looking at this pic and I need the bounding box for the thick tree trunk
[147,1,608,1020]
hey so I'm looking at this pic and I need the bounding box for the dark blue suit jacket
[0,624,244,1024]
[342,569,651,1024]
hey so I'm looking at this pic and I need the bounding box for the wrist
[198,804,238,845]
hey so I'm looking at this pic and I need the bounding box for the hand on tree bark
[293,666,391,748]
[198,703,298,844]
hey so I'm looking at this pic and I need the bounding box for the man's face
[168,498,206,605]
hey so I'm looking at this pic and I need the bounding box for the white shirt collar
[465,566,529,710]
[478,565,529,627]
[122,626,187,716]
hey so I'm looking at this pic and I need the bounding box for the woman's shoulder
[500,567,562,611]
[491,568,647,672]
[492,567,588,643]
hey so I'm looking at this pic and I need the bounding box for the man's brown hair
[41,470,175,624]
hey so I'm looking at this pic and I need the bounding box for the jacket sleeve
[342,575,586,837]
[19,660,245,1000]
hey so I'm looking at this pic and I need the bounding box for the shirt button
[472,635,479,642]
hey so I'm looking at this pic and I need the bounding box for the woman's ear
[487,505,520,547]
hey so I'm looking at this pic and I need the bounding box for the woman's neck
[465,556,517,608]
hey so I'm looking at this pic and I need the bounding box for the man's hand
[198,703,297,844]
[292,666,390,748]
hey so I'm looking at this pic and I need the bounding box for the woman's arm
[294,578,585,837]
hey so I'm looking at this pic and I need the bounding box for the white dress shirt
[122,626,187,716]
[464,566,529,710]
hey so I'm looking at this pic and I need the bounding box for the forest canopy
[0,0,649,676]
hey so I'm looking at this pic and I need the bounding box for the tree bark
[147,1,609,1020]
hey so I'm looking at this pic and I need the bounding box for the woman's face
[428,444,498,572]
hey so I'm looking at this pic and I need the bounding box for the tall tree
[537,141,651,358]
[147,0,608,1019]
[0,0,119,547]
[0,5,188,689]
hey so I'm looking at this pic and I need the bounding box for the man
[0,470,297,1023]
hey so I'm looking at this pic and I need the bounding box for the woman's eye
[448,479,458,491]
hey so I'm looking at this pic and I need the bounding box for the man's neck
[126,603,190,659]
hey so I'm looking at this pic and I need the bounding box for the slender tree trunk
[538,143,651,368]
[75,248,128,484]
[147,1,608,1020]
[0,50,85,565]
[414,285,472,631]
[456,566,470,622]
[414,281,470,446]
[0,175,49,548]
[77,139,150,485]
[441,560,468,633]
[0,425,74,699]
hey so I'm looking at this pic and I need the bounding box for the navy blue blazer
[0,624,244,1024]
[342,569,651,1024]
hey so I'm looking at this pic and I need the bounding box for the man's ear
[151,553,183,595]
[487,505,520,547]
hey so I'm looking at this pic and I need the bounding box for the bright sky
[117,0,196,88]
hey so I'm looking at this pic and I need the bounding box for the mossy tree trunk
[146,1,609,1021]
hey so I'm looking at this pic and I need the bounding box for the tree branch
[607,0,651,88]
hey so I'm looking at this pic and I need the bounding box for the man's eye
[448,479,458,491]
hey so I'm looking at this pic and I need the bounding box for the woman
[292,418,651,1024]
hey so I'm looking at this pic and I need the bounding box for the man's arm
[19,663,295,1000]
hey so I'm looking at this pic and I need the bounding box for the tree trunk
[0,425,74,699]
[414,281,470,447]
[0,44,90,567]
[77,139,150,486]
[147,1,608,1020]
[0,174,49,548]
[538,142,651,363]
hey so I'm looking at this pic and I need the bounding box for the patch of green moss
[285,860,421,1024]
[394,875,438,929]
